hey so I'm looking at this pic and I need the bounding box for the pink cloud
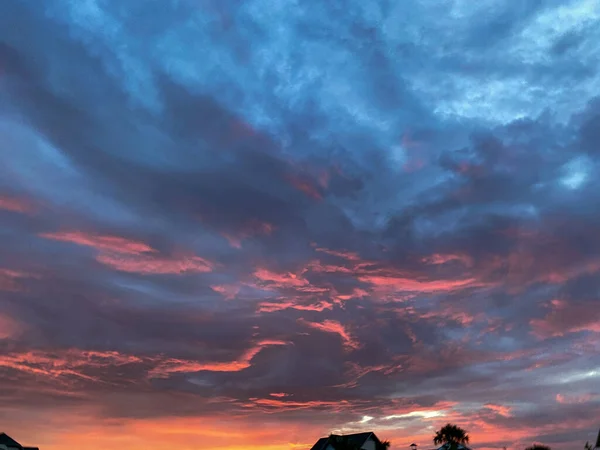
[420,308,481,327]
[210,284,241,300]
[286,174,323,200]
[96,253,213,275]
[0,195,36,214]
[40,230,213,275]
[313,246,361,261]
[555,393,598,404]
[0,349,143,383]
[332,287,369,302]
[253,268,309,289]
[530,299,600,338]
[422,253,473,267]
[149,340,289,377]
[269,392,290,398]
[222,219,275,249]
[484,403,512,417]
[358,274,479,294]
[0,268,31,292]
[244,398,354,411]
[298,319,360,351]
[40,231,155,255]
[0,313,23,339]
[305,260,354,274]
[257,299,333,313]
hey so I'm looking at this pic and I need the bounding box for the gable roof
[310,432,380,450]
[310,437,330,450]
[0,433,23,449]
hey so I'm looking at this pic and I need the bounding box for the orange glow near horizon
[5,409,592,450]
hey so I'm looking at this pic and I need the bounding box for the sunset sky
[1,1,600,450]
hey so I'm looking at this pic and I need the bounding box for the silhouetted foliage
[584,442,593,450]
[433,424,470,450]
[377,440,391,450]
[525,445,551,450]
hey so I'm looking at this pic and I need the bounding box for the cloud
[0,312,23,339]
[0,195,36,214]
[40,231,154,255]
[298,319,360,351]
[1,1,600,449]
[530,298,600,338]
[40,230,213,275]
[149,340,290,376]
[0,268,33,292]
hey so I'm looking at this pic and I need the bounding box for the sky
[1,1,600,449]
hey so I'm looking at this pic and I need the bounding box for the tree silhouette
[585,442,593,450]
[433,424,470,450]
[377,440,391,450]
[524,445,551,450]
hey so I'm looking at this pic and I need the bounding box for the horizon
[1,1,600,450]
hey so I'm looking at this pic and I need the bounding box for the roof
[0,433,23,449]
[310,432,379,450]
[311,437,329,450]
[436,444,471,450]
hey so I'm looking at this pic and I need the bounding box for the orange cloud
[298,319,360,351]
[149,340,289,377]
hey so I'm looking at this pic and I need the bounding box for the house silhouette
[0,433,39,450]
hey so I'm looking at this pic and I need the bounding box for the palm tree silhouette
[433,424,470,450]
